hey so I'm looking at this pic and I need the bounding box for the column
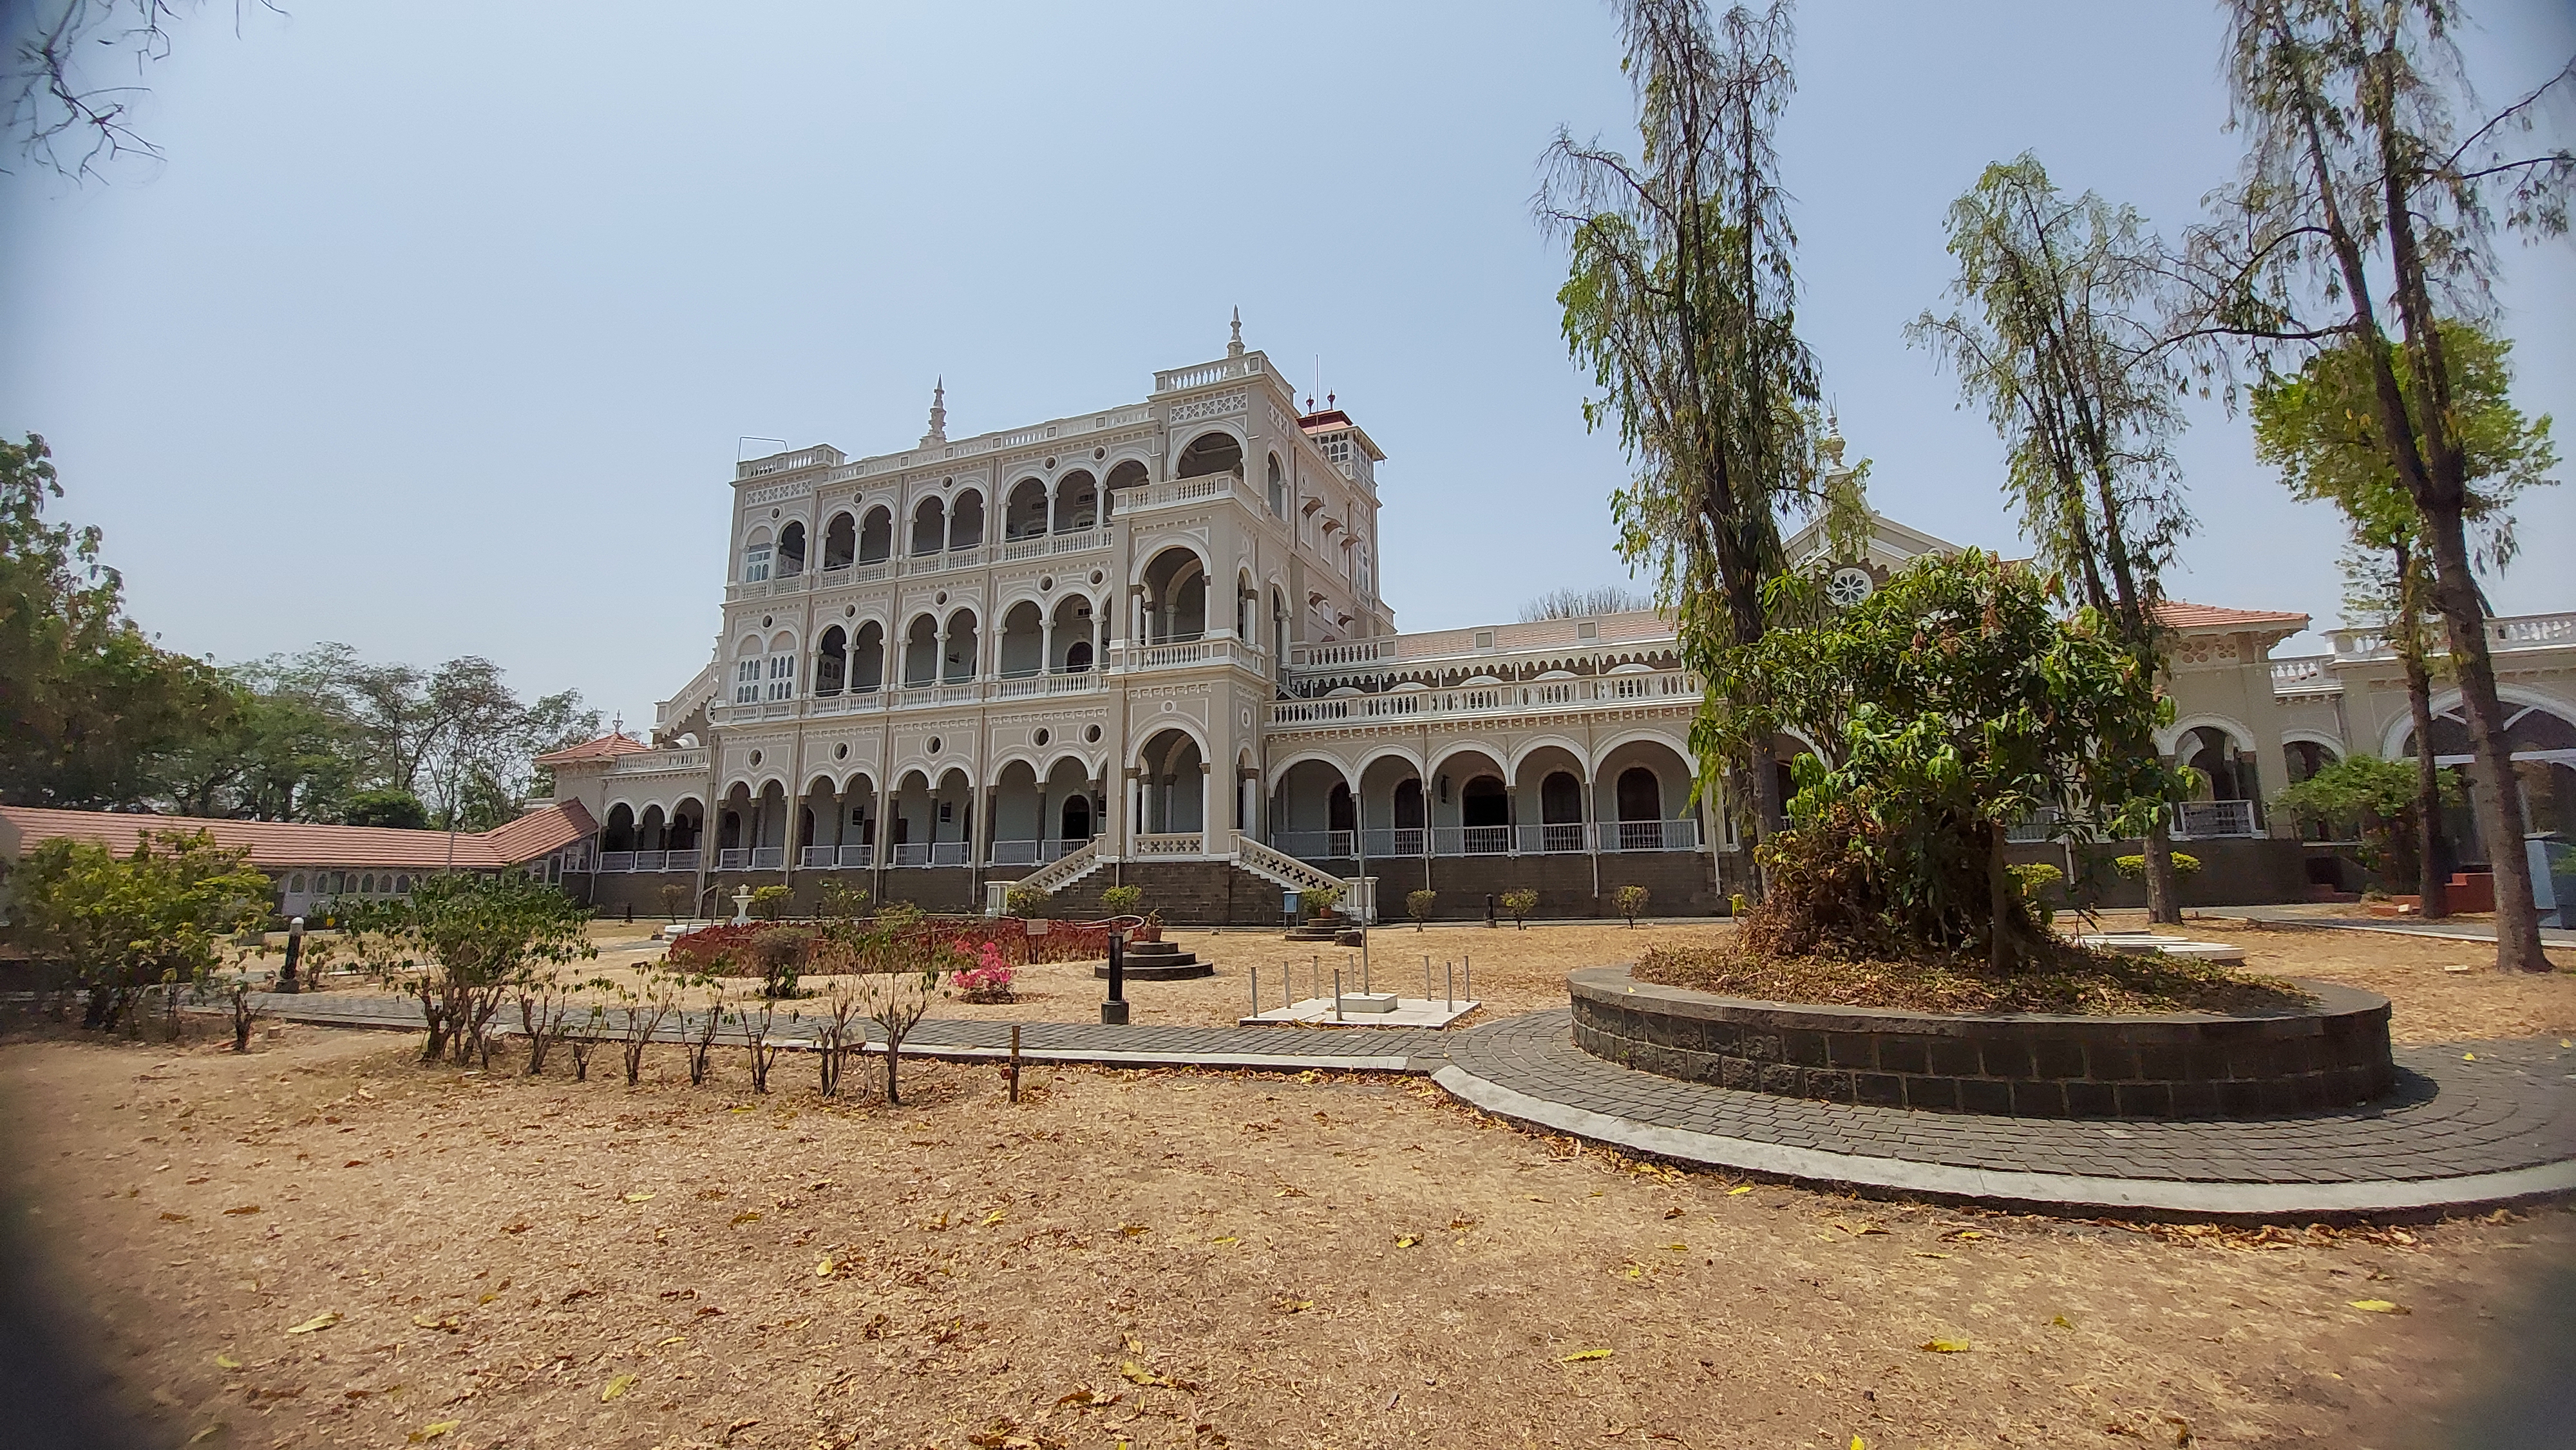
[1041,617,1056,675]
[1200,760,1215,851]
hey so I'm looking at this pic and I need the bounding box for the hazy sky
[3,0,2570,731]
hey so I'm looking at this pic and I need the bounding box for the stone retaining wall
[1567,966,2394,1119]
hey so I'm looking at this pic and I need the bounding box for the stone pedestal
[1092,938,1215,981]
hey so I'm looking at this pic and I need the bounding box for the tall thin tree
[2178,0,2571,970]
[1537,0,1864,878]
[1907,155,2197,925]
[2252,321,2557,919]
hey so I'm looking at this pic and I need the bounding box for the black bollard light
[1101,928,1130,1026]
[1484,893,1497,929]
[277,916,305,995]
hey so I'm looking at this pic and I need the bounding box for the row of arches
[1269,738,1700,860]
[741,456,1177,584]
[734,596,1110,704]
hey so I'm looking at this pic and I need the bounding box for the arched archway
[1051,594,1097,673]
[1139,546,1208,643]
[1175,430,1244,479]
[849,621,885,693]
[603,803,637,852]
[1134,728,1208,841]
[1004,478,1048,541]
[777,521,806,576]
[948,491,985,551]
[1596,737,1697,852]
[822,512,855,570]
[813,625,848,696]
[1054,470,1098,532]
[998,600,1045,678]
[1105,458,1149,492]
[858,506,893,564]
[902,615,939,688]
[942,608,980,683]
[909,497,947,556]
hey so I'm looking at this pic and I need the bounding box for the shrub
[1003,883,1050,919]
[1405,889,1437,930]
[949,938,1017,1002]
[750,925,811,997]
[333,872,597,1065]
[1501,887,1540,930]
[750,884,791,921]
[1098,885,1144,919]
[817,880,870,921]
[2007,863,2064,930]
[2115,852,2201,880]
[343,788,431,829]
[656,882,692,920]
[1613,884,1651,927]
[5,829,272,1032]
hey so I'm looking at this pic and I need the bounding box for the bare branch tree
[1519,585,1657,621]
[4,1,274,179]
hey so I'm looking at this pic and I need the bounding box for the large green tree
[2181,0,2572,970]
[334,872,596,1064]
[2252,321,2557,917]
[1536,0,1864,880]
[1906,154,2197,925]
[0,434,231,808]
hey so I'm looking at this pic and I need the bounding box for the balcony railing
[986,839,1083,866]
[2332,610,2576,661]
[750,847,785,870]
[889,842,971,867]
[799,845,876,869]
[998,526,1108,562]
[717,849,750,871]
[596,849,694,873]
[1134,831,1206,856]
[2172,799,2260,840]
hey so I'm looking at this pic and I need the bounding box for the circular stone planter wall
[1568,966,2393,1119]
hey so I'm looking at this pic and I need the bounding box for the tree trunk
[1745,736,1781,899]
[2143,818,2182,926]
[1988,824,2015,974]
[2400,644,2448,920]
[2421,523,2546,970]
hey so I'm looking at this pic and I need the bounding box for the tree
[2251,321,2556,918]
[1537,0,1866,881]
[1745,551,2181,971]
[342,787,431,829]
[336,872,596,1064]
[0,435,232,809]
[2179,0,2572,970]
[1614,883,1652,925]
[1519,585,1655,621]
[2275,754,2464,887]
[1906,155,2197,925]
[1500,888,1539,930]
[3,828,270,1030]
[1405,889,1437,930]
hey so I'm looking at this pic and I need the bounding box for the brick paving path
[1441,1010,2576,1215]
[2210,905,2576,947]
[261,992,2576,1215]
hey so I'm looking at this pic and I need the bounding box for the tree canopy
[4,828,272,1030]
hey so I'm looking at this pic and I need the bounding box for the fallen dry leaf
[283,1312,339,1335]
[407,1421,460,1444]
[981,1209,1007,1227]
[214,1353,242,1371]
[1117,1361,1192,1390]
[158,1212,189,1223]
[1727,1185,1754,1196]
[408,1313,460,1333]
[622,1192,654,1203]
[1921,1338,1972,1353]
[601,1371,638,1400]
[1394,1235,1420,1248]
[1560,1348,1613,1362]
[222,1205,261,1216]
[2348,1299,2409,1314]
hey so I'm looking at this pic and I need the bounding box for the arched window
[1053,470,1098,532]
[1176,431,1244,479]
[1616,767,1662,822]
[289,873,306,894]
[1542,771,1584,825]
[777,521,807,575]
[766,632,797,701]
[732,641,763,704]
[741,527,773,583]
[1104,458,1150,491]
[1005,478,1048,540]
[1062,795,1092,841]
[942,608,980,683]
[1461,775,1509,829]
[822,513,856,570]
[1063,638,1093,673]
[858,506,893,563]
[814,626,848,696]
[910,497,947,557]
[948,491,985,551]
[1392,778,1425,831]
[850,621,886,692]
[1266,452,1285,516]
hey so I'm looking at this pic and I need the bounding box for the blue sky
[3,0,2569,730]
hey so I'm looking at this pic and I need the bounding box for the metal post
[1446,961,1454,1009]
[1101,930,1129,1026]
[1484,893,1496,928]
[1249,967,1259,1019]
[1333,968,1343,1022]
[1464,954,1472,1002]
[1008,1024,1021,1102]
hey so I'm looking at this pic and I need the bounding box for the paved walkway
[261,991,2576,1218]
[2208,905,2576,947]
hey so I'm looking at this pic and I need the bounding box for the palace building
[542,319,2576,924]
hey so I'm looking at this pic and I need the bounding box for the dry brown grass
[6,1024,2573,1449]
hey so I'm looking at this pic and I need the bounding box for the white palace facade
[541,321,2576,923]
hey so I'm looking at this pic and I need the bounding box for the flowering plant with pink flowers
[947,937,1017,1002]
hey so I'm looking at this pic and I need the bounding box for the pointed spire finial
[1227,307,1245,359]
[612,713,624,737]
[921,377,948,448]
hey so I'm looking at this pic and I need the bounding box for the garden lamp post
[1101,927,1129,1026]
[276,916,305,995]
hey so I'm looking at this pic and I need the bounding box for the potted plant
[1135,907,1166,944]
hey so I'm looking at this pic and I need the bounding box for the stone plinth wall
[1567,966,2393,1119]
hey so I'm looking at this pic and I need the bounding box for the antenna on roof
[1312,355,1320,415]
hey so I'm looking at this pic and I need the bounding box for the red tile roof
[533,731,653,767]
[2154,600,2311,632]
[0,801,599,872]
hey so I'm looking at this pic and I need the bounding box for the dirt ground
[5,1024,2574,1450]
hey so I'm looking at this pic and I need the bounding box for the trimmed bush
[2115,852,2201,880]
[1405,889,1437,930]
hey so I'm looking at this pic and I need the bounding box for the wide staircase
[1030,834,1362,927]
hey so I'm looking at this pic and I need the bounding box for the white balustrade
[1134,831,1205,856]
[750,847,786,870]
[717,849,752,871]
[2172,799,2260,840]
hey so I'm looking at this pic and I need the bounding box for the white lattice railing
[1012,839,1103,896]
[1134,831,1205,856]
[1233,835,1347,897]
